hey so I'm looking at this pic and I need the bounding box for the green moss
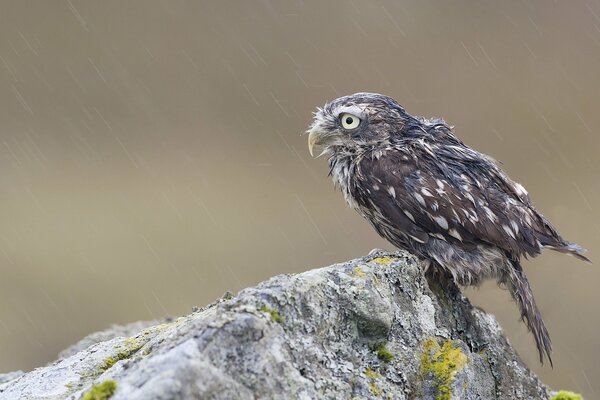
[420,338,468,400]
[222,291,234,300]
[551,390,583,400]
[82,380,117,400]
[371,256,394,265]
[373,342,394,363]
[100,338,145,373]
[258,304,284,323]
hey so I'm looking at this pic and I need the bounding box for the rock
[58,319,172,360]
[0,372,23,386]
[0,251,552,400]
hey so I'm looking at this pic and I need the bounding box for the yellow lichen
[369,381,383,396]
[551,391,583,400]
[100,338,146,373]
[365,368,383,396]
[352,266,366,278]
[371,256,394,265]
[82,380,117,400]
[420,338,468,400]
[365,368,380,380]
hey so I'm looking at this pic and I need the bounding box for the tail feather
[545,242,592,263]
[502,260,553,366]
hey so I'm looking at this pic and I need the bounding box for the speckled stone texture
[0,251,551,400]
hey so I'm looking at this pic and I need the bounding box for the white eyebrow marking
[332,105,366,119]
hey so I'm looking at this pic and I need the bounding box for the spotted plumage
[307,93,590,365]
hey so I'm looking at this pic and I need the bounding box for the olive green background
[0,1,598,397]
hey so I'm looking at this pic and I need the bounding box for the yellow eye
[340,113,361,130]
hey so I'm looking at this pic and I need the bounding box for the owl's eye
[340,113,361,130]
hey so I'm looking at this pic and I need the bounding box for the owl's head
[307,93,408,157]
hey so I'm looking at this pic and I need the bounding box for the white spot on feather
[434,216,449,230]
[468,209,479,223]
[503,224,516,239]
[414,193,426,207]
[448,228,462,241]
[483,206,498,222]
[408,234,426,243]
[451,209,460,222]
[421,188,433,197]
[430,232,446,241]
[464,192,475,204]
[387,186,396,198]
[404,210,415,222]
[514,182,528,197]
[510,220,519,234]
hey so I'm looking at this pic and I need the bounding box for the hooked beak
[308,130,320,157]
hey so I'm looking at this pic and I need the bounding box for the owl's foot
[368,248,388,256]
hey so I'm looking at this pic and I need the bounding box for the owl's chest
[329,155,362,211]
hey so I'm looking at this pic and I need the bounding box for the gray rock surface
[0,251,551,400]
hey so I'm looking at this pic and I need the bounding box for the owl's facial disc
[307,104,366,157]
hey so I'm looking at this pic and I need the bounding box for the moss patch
[420,338,468,400]
[222,291,234,300]
[100,338,146,373]
[258,304,284,323]
[82,380,117,400]
[371,256,394,265]
[372,342,394,363]
[551,391,583,400]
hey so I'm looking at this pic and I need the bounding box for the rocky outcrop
[0,251,552,399]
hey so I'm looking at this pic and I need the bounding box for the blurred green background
[0,1,598,397]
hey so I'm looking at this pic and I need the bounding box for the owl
[307,92,589,365]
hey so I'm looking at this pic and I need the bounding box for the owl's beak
[308,129,344,158]
[308,130,320,157]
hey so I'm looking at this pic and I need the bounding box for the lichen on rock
[82,380,117,400]
[420,338,468,400]
[0,251,553,399]
[551,390,584,400]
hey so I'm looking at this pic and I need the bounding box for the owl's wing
[353,148,552,257]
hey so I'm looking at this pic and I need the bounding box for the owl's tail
[501,259,553,366]
[544,242,592,263]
